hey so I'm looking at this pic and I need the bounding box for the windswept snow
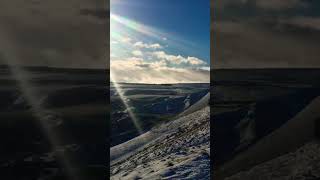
[110,96,210,180]
[180,93,210,117]
[183,95,191,109]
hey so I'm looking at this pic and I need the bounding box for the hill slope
[110,93,210,179]
[215,95,320,179]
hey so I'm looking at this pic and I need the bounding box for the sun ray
[110,13,199,55]
[110,71,143,134]
[0,28,79,180]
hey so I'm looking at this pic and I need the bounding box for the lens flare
[0,28,79,180]
[111,13,162,39]
[110,13,198,55]
[110,71,143,134]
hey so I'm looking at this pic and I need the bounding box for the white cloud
[152,51,206,65]
[199,66,210,71]
[121,37,132,43]
[111,53,117,58]
[110,38,209,83]
[132,50,143,56]
[150,43,162,49]
[152,51,184,64]
[187,57,207,65]
[126,57,144,62]
[111,41,119,44]
[134,41,163,49]
[110,59,209,84]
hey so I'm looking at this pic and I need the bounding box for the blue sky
[110,0,210,83]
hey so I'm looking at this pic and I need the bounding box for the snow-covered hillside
[111,83,209,147]
[215,95,320,179]
[110,94,210,180]
[226,141,320,180]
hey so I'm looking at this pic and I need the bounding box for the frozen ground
[110,83,209,147]
[110,95,210,180]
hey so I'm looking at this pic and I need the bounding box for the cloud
[134,41,163,49]
[126,57,144,62]
[255,0,305,10]
[285,17,320,31]
[152,51,184,64]
[121,37,132,43]
[213,19,320,68]
[214,0,306,11]
[110,9,209,83]
[111,42,209,83]
[187,57,207,65]
[132,50,143,57]
[0,0,108,69]
[152,51,206,66]
[212,0,320,69]
[110,59,209,84]
[111,41,119,44]
[79,8,108,20]
[111,27,209,83]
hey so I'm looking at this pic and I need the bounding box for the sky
[3,0,318,70]
[213,0,320,68]
[110,0,210,84]
[0,0,108,69]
